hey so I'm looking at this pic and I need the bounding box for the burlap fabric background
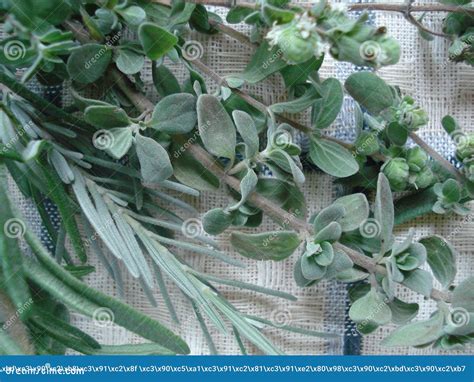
[9,0,474,355]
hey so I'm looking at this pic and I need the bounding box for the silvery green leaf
[345,72,395,115]
[309,137,359,178]
[197,94,236,161]
[116,48,145,74]
[452,277,474,312]
[23,140,47,162]
[116,5,146,25]
[314,221,342,243]
[312,78,343,129]
[231,231,301,261]
[232,110,259,158]
[301,253,326,280]
[388,298,419,325]
[84,105,130,128]
[294,258,314,287]
[375,173,394,254]
[256,178,306,219]
[171,145,220,191]
[226,42,286,85]
[49,149,74,184]
[139,22,178,60]
[229,169,258,211]
[381,311,444,347]
[269,86,320,114]
[324,251,353,280]
[136,134,173,183]
[136,230,227,333]
[202,208,233,235]
[391,228,416,256]
[206,292,283,355]
[105,128,133,159]
[67,44,112,84]
[150,93,197,134]
[333,193,369,232]
[266,149,305,184]
[419,236,457,289]
[402,269,433,297]
[315,241,334,266]
[313,205,345,232]
[335,268,368,283]
[349,288,392,326]
[390,256,404,282]
[110,208,154,287]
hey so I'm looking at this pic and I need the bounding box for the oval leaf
[231,231,301,261]
[345,72,395,115]
[139,23,178,60]
[197,94,236,161]
[309,137,359,178]
[136,134,173,183]
[151,93,197,134]
[67,44,112,84]
[312,78,343,129]
[419,236,457,289]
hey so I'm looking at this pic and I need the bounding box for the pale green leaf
[309,137,359,178]
[231,231,301,261]
[197,94,236,161]
[419,236,457,288]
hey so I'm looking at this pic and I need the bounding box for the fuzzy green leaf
[375,173,394,254]
[202,208,233,235]
[67,44,112,84]
[138,23,178,60]
[349,288,392,326]
[231,231,301,261]
[419,236,457,289]
[309,137,359,178]
[333,193,370,232]
[345,72,395,115]
[381,312,444,347]
[150,93,196,134]
[312,78,344,129]
[84,105,130,129]
[197,94,236,161]
[136,134,173,183]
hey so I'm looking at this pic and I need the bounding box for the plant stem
[409,132,464,182]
